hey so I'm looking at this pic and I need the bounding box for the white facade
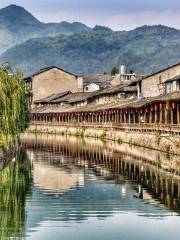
[84,83,100,92]
[111,65,137,86]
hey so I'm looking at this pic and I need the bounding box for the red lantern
[159,102,162,109]
[172,102,175,109]
[154,104,157,110]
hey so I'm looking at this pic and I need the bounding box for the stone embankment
[27,123,180,155]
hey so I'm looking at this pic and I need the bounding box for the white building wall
[84,83,100,92]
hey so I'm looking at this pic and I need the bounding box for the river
[0,134,180,240]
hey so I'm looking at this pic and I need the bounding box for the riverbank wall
[27,123,180,155]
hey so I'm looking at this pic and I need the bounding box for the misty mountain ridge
[1,22,180,76]
[0,4,180,76]
[0,4,91,54]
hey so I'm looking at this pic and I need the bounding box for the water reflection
[0,150,32,239]
[22,134,180,214]
[1,134,180,240]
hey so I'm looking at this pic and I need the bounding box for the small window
[165,82,173,94]
[85,86,89,91]
[176,80,180,91]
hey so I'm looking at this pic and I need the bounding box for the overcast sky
[1,0,180,30]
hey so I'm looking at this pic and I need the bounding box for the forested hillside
[1,25,180,75]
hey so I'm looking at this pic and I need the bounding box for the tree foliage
[111,66,119,76]
[0,67,31,137]
[0,150,32,239]
[1,25,180,76]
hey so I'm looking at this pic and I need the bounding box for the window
[165,82,173,94]
[85,86,89,91]
[176,80,180,91]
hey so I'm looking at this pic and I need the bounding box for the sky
[1,0,180,30]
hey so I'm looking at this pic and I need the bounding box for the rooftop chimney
[119,65,126,75]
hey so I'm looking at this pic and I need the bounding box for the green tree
[0,67,31,138]
[111,66,119,76]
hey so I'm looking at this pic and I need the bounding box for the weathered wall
[32,68,83,102]
[142,63,180,97]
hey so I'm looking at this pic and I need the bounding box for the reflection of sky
[1,0,180,30]
[25,174,179,240]
[27,213,180,240]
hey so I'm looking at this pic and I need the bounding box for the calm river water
[0,134,180,240]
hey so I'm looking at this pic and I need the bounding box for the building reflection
[33,161,83,194]
[22,133,180,213]
[0,134,180,239]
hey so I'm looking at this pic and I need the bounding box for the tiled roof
[33,91,180,114]
[36,82,138,105]
[90,82,138,98]
[34,91,71,104]
[24,66,78,80]
[142,61,180,80]
[83,74,113,84]
[51,92,93,104]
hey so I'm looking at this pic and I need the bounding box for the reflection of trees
[0,150,32,239]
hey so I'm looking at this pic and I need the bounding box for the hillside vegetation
[1,25,180,75]
[0,5,180,76]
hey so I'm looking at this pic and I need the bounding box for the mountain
[1,25,180,76]
[0,4,91,54]
[92,25,113,33]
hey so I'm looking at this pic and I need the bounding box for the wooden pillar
[115,113,117,123]
[133,112,136,123]
[108,113,111,122]
[159,108,163,124]
[128,112,131,124]
[155,109,158,123]
[138,111,140,123]
[90,114,92,122]
[149,110,153,124]
[120,113,123,123]
[123,112,126,123]
[117,112,120,123]
[111,113,114,122]
[165,108,168,124]
[96,114,98,123]
[177,104,180,124]
[115,112,118,123]
[104,114,107,123]
[170,107,173,124]
[102,114,104,123]
[144,110,148,123]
